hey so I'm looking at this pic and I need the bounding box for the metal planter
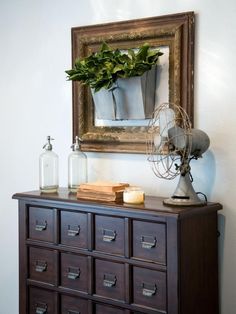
[91,66,156,120]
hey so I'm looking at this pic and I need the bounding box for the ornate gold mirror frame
[71,11,194,153]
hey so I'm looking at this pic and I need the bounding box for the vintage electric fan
[147,102,210,206]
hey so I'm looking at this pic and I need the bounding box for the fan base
[163,196,206,207]
[163,172,207,207]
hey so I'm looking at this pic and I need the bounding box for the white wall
[0,0,235,313]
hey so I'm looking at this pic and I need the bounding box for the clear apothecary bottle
[68,136,87,193]
[39,136,59,193]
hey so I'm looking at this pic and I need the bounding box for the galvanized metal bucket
[91,66,156,120]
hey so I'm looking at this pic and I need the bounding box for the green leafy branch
[65,43,163,92]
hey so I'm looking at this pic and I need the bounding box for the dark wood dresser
[13,189,222,314]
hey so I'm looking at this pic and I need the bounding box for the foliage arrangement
[65,43,163,92]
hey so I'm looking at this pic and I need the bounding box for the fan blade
[168,126,187,150]
[154,133,161,147]
[159,108,175,137]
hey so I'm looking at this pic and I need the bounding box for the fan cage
[147,102,192,180]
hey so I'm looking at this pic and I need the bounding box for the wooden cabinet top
[13,188,222,219]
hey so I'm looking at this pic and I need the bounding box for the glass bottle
[39,136,59,193]
[68,136,87,193]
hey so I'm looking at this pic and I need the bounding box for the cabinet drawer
[29,247,56,285]
[61,295,89,314]
[132,220,166,264]
[95,259,125,302]
[29,287,55,314]
[60,211,88,249]
[95,303,127,313]
[29,207,54,242]
[60,252,88,292]
[132,267,166,312]
[95,215,125,256]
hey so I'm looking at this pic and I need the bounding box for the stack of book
[77,181,129,202]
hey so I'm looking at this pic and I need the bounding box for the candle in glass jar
[123,187,145,204]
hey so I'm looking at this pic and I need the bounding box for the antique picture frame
[71,12,195,153]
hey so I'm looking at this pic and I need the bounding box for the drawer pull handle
[142,283,157,297]
[67,267,81,280]
[35,261,47,272]
[67,225,80,237]
[35,220,47,232]
[141,235,157,249]
[68,311,80,314]
[35,303,47,314]
[36,307,47,314]
[102,229,117,242]
[103,274,117,288]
